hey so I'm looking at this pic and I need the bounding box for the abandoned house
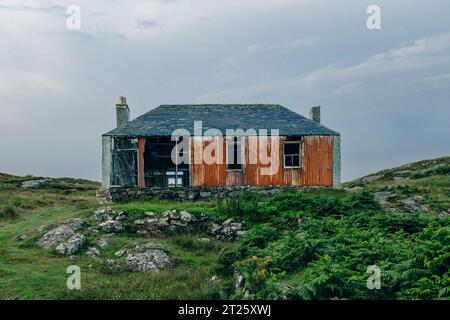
[101,97,341,190]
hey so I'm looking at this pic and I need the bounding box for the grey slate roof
[104,104,339,137]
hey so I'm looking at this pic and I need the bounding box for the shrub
[0,206,18,220]
[216,192,259,221]
[232,256,284,300]
[411,164,450,179]
[344,191,380,212]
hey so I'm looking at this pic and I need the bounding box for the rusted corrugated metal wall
[191,137,227,187]
[301,136,334,187]
[190,135,334,187]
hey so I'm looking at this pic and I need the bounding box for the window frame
[283,140,302,169]
[226,136,243,171]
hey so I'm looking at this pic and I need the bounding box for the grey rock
[222,218,233,225]
[400,196,429,213]
[66,218,87,231]
[235,230,247,237]
[144,212,155,217]
[32,225,46,233]
[105,259,122,272]
[229,222,242,231]
[133,219,145,226]
[116,211,128,221]
[97,237,110,249]
[200,191,211,198]
[86,247,101,260]
[362,175,382,184]
[162,210,172,218]
[394,177,410,183]
[37,225,75,248]
[115,249,127,257]
[145,218,159,226]
[98,220,124,233]
[21,179,50,189]
[15,234,29,241]
[179,211,193,222]
[94,207,116,222]
[124,250,171,272]
[55,233,86,255]
[374,191,395,205]
[169,210,180,220]
[170,220,188,228]
[97,233,114,249]
[136,230,149,236]
[210,223,221,235]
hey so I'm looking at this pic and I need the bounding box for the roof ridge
[158,104,282,107]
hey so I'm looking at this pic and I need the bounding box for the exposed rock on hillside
[21,179,51,189]
[132,209,246,241]
[36,218,88,255]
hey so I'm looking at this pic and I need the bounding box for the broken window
[111,138,138,187]
[283,141,301,168]
[144,137,189,187]
[227,137,242,170]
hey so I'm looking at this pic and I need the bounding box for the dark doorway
[144,137,189,187]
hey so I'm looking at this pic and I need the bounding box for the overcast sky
[1,0,449,182]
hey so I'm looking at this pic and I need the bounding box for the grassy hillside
[0,157,449,300]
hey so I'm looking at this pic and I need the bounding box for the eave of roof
[103,104,339,137]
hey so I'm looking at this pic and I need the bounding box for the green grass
[0,176,224,299]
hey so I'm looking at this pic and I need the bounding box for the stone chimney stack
[116,96,130,128]
[309,106,321,123]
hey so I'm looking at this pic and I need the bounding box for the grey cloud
[0,3,65,14]
[136,19,158,29]
[1,0,450,182]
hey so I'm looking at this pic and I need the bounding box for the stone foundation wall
[96,185,327,204]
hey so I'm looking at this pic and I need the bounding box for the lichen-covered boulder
[98,220,124,233]
[94,207,116,222]
[66,218,88,231]
[37,225,76,248]
[21,179,51,189]
[124,250,171,272]
[54,234,86,255]
[86,247,101,260]
[97,234,113,248]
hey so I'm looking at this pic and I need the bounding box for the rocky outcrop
[21,179,51,189]
[55,234,86,255]
[86,247,101,260]
[132,209,246,241]
[133,209,211,237]
[92,207,126,233]
[209,218,246,241]
[94,207,116,222]
[104,259,122,272]
[97,234,113,248]
[36,218,88,255]
[98,220,124,233]
[374,192,430,214]
[37,225,76,248]
[123,242,171,272]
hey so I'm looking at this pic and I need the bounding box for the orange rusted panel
[138,138,146,188]
[302,136,333,186]
[240,136,284,186]
[191,137,226,187]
